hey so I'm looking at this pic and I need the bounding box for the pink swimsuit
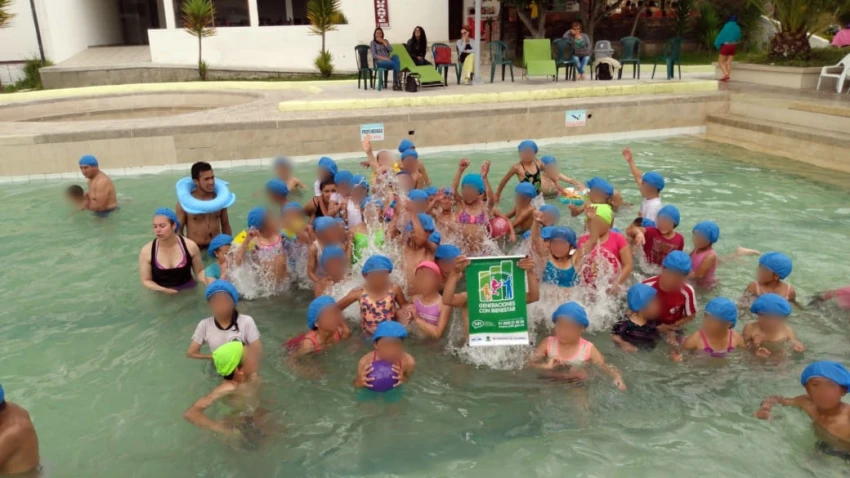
[414,297,441,326]
[458,209,487,225]
[699,330,735,357]
[546,337,593,364]
[690,248,717,288]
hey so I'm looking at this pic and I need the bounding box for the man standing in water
[78,155,118,215]
[0,384,40,475]
[176,162,232,248]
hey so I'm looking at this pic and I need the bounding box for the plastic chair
[489,40,514,83]
[354,45,373,90]
[432,42,460,85]
[552,38,576,81]
[816,53,850,93]
[618,36,642,79]
[523,39,556,80]
[651,37,683,80]
[594,40,615,60]
[372,58,389,91]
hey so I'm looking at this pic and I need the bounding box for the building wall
[0,0,41,84]
[36,0,123,64]
[340,0,448,44]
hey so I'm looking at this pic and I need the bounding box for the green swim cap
[591,204,614,225]
[213,342,243,377]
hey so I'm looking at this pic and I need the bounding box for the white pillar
[163,0,176,29]
[248,0,259,27]
[473,0,481,84]
[285,0,293,23]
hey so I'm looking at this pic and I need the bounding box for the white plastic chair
[594,41,615,60]
[816,53,850,93]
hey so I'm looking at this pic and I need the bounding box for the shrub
[315,51,334,78]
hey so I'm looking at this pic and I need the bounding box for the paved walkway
[57,46,152,68]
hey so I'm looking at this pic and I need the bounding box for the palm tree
[0,0,14,29]
[307,0,347,77]
[751,0,850,60]
[182,0,216,80]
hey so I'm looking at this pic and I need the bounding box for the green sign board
[465,256,529,347]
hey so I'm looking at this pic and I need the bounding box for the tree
[673,0,694,37]
[750,0,850,60]
[583,0,627,43]
[0,0,16,91]
[182,0,216,80]
[307,0,347,77]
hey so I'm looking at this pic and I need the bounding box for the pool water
[2,137,850,477]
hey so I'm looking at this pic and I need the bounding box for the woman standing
[563,21,592,80]
[714,16,742,83]
[457,26,476,85]
[370,27,402,91]
[139,208,206,293]
[407,26,431,66]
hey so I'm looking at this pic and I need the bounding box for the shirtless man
[78,155,118,215]
[176,162,232,248]
[0,384,40,476]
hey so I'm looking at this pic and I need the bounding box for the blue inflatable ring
[558,197,585,206]
[176,177,236,215]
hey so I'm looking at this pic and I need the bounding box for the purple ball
[368,360,398,392]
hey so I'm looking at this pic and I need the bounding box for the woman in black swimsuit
[494,140,544,202]
[139,208,206,294]
[305,179,338,221]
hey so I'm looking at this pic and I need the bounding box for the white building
[0,0,499,83]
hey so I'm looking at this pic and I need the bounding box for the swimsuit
[698,329,735,357]
[92,206,119,218]
[253,236,283,262]
[284,330,342,353]
[545,337,593,364]
[543,260,577,287]
[414,297,441,326]
[360,289,396,333]
[458,209,488,225]
[611,317,660,351]
[151,236,195,289]
[690,247,717,288]
[521,163,542,194]
[753,282,792,299]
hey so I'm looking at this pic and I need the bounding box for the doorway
[448,0,464,40]
[118,0,161,45]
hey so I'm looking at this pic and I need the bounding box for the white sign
[360,123,385,141]
[565,109,587,127]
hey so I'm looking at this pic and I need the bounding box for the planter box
[714,62,822,89]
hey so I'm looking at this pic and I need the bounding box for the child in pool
[327,170,353,219]
[313,245,349,296]
[755,361,850,456]
[434,244,462,285]
[273,157,305,193]
[622,147,664,222]
[398,209,438,287]
[264,179,290,209]
[340,255,408,335]
[494,140,544,201]
[539,155,584,197]
[813,285,850,310]
[313,156,338,197]
[65,184,86,209]
[569,176,624,216]
[400,261,452,339]
[506,183,538,235]
[205,234,233,284]
[640,251,697,338]
[396,171,415,194]
[611,283,661,352]
[399,150,425,189]
[281,202,310,244]
[350,196,386,264]
[535,220,578,289]
[689,221,719,289]
[407,189,430,215]
[743,293,805,357]
[743,252,797,304]
[287,296,352,358]
[539,204,560,227]
[360,136,395,186]
[354,321,416,389]
[434,188,457,234]
[398,138,431,186]
[452,159,515,251]
[235,208,287,282]
[307,216,341,284]
[627,204,684,267]
[673,297,745,360]
[572,204,633,287]
[528,302,627,391]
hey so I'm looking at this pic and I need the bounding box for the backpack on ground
[405,73,421,92]
[596,62,613,80]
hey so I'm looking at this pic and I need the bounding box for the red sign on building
[374,0,390,28]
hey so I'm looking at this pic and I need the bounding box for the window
[257,0,309,26]
[175,0,249,27]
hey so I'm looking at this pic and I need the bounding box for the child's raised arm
[518,257,540,304]
[622,147,644,189]
[493,165,517,203]
[337,286,364,310]
[530,211,546,260]
[452,158,469,201]
[360,136,381,174]
[442,257,470,308]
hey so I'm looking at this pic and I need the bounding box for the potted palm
[308,0,347,78]
[182,0,216,81]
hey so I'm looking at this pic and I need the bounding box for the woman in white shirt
[187,280,262,361]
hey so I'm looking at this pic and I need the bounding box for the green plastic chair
[391,43,445,86]
[372,58,389,91]
[523,39,556,81]
[432,42,460,85]
[489,40,514,83]
[618,36,641,79]
[652,37,683,80]
[355,45,374,89]
[552,38,576,81]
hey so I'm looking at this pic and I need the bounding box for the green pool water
[2,137,850,478]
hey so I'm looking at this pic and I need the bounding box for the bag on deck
[405,73,421,92]
[596,62,613,81]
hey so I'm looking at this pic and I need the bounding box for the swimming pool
[2,137,850,477]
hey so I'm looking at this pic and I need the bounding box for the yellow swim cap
[591,204,614,225]
[213,342,243,376]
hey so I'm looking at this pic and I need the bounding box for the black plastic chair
[552,38,576,81]
[354,45,373,89]
[618,36,642,79]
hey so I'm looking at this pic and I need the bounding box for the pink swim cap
[415,260,441,276]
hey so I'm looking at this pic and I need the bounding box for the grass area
[737,47,850,68]
[1,58,52,93]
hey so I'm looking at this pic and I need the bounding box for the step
[729,94,850,135]
[705,114,850,174]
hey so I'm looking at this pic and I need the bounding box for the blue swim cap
[273,156,291,169]
[247,207,267,230]
[79,154,98,167]
[515,182,537,199]
[656,205,680,227]
[353,175,370,192]
[801,361,850,389]
[373,321,408,341]
[320,245,345,269]
[334,170,354,186]
[627,283,657,313]
[518,140,538,154]
[208,233,234,258]
[205,279,239,304]
[750,293,792,317]
[549,226,577,247]
[363,196,383,210]
[362,254,393,275]
[586,177,614,197]
[435,244,461,261]
[406,213,435,233]
[318,156,338,176]
[662,250,691,275]
[641,218,656,228]
[0,383,3,403]
[539,204,560,221]
[759,252,792,280]
[461,174,485,194]
[705,297,738,328]
[424,186,438,198]
[642,171,665,191]
[541,155,556,166]
[282,202,303,213]
[308,295,337,330]
[429,231,441,245]
[408,189,429,202]
[265,178,289,196]
[522,230,531,240]
[398,139,415,153]
[692,221,720,244]
[401,149,419,161]
[552,302,589,327]
[313,216,338,234]
[541,226,555,241]
[154,207,180,232]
